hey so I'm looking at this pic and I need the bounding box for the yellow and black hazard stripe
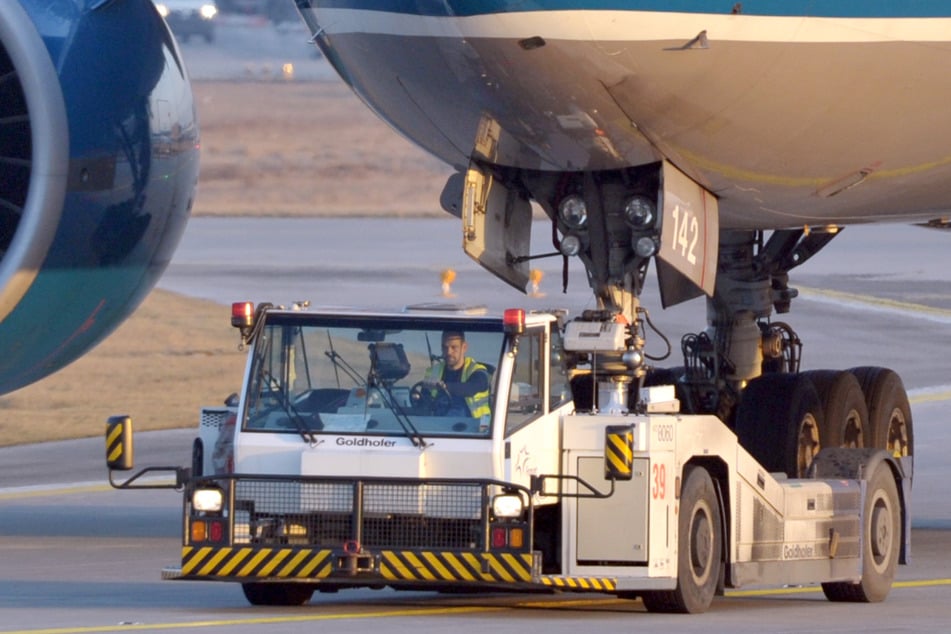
[105,415,133,470]
[541,575,617,591]
[181,546,334,580]
[379,550,535,584]
[605,425,634,480]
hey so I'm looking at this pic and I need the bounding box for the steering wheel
[409,381,452,416]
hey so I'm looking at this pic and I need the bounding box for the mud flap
[656,160,719,307]
[460,161,532,292]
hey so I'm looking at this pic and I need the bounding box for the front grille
[203,476,493,550]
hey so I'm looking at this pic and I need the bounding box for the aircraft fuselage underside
[302,7,951,229]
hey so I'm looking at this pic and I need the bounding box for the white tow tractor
[107,301,911,613]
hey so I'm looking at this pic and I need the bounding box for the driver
[423,331,491,418]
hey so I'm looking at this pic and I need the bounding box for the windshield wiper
[367,372,429,450]
[324,349,366,387]
[261,371,319,446]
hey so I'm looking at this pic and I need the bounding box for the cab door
[500,324,571,490]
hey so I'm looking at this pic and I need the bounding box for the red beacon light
[503,308,525,334]
[231,301,255,329]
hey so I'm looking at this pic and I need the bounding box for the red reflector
[491,527,507,549]
[210,521,224,542]
[231,302,254,328]
[503,308,525,334]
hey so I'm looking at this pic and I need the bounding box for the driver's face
[442,336,467,371]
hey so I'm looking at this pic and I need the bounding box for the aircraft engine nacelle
[0,0,199,394]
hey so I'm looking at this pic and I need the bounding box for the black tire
[641,466,721,614]
[821,461,901,602]
[848,367,913,457]
[735,373,824,477]
[803,369,868,449]
[241,582,315,606]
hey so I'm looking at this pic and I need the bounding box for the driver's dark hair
[441,330,465,342]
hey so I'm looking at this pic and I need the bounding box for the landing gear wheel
[735,373,825,477]
[242,582,315,606]
[848,367,913,458]
[821,460,900,602]
[409,381,452,415]
[803,370,868,449]
[641,466,721,614]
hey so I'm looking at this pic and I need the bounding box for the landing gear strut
[457,158,913,470]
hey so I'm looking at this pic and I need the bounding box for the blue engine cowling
[0,0,199,394]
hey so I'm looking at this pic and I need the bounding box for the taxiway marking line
[909,389,951,405]
[6,578,951,633]
[0,482,113,501]
[1,605,502,634]
[798,286,951,323]
[0,478,174,501]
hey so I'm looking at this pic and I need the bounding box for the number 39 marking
[670,204,699,265]
[651,463,666,500]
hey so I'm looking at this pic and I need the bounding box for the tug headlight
[492,493,524,519]
[192,488,224,513]
[558,195,588,229]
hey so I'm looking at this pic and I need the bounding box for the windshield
[242,313,504,439]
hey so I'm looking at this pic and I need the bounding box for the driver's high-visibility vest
[425,357,491,418]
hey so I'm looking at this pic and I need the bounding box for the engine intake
[0,0,199,393]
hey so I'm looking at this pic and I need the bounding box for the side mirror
[105,415,134,471]
[604,425,634,481]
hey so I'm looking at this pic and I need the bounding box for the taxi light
[191,520,207,542]
[492,493,524,519]
[231,302,254,329]
[192,488,224,513]
[559,234,582,257]
[199,3,218,19]
[633,235,658,258]
[503,308,525,335]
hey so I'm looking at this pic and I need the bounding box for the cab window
[505,329,545,434]
[548,327,571,410]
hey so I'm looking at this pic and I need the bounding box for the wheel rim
[843,407,865,448]
[869,492,894,572]
[797,413,821,476]
[886,407,910,457]
[689,502,714,583]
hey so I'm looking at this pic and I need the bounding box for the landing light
[558,195,587,229]
[624,195,656,228]
[199,3,218,19]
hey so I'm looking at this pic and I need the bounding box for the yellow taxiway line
[6,578,951,634]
